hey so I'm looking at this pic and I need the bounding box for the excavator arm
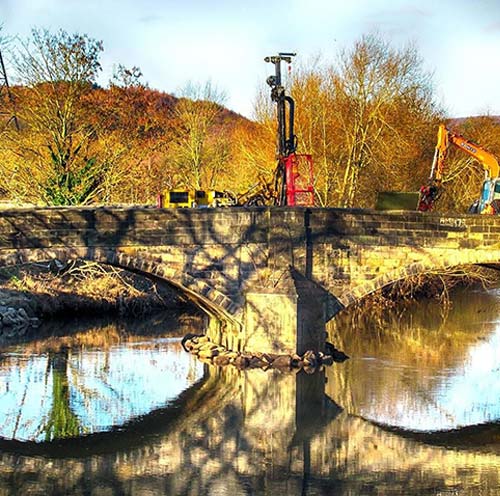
[428,124,448,182]
[445,125,499,178]
[418,124,500,212]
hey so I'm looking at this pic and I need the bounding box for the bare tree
[290,60,341,207]
[331,34,439,207]
[110,64,145,89]
[168,81,230,190]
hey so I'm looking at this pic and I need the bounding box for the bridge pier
[204,267,329,355]
[241,268,327,355]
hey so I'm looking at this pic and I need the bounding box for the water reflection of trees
[0,308,204,352]
[44,349,82,441]
[0,318,205,443]
[330,287,500,367]
[326,287,500,430]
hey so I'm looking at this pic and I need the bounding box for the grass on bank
[0,260,188,319]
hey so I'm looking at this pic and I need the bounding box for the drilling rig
[240,52,315,207]
[157,52,315,208]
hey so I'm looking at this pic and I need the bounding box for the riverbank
[347,264,500,318]
[0,261,191,334]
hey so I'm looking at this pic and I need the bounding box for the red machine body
[284,153,314,206]
[266,53,315,207]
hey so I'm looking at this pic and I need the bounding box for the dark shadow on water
[0,307,205,351]
[365,418,500,453]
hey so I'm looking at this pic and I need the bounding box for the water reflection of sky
[0,339,204,442]
[361,323,500,432]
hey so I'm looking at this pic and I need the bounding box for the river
[0,288,499,495]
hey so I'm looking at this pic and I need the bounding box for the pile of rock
[182,334,343,372]
[0,305,40,336]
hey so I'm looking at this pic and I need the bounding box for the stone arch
[0,246,243,329]
[337,248,500,311]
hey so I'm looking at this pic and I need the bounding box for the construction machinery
[157,52,314,209]
[242,52,314,207]
[417,124,500,214]
[157,190,236,208]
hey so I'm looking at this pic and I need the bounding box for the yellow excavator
[418,124,500,214]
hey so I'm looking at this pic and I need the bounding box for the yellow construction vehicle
[157,190,236,208]
[418,124,500,214]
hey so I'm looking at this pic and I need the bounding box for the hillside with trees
[1,28,500,212]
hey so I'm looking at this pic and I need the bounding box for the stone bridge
[1,206,500,353]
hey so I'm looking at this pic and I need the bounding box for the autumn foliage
[0,29,499,211]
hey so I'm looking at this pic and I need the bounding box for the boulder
[198,348,219,359]
[321,355,334,366]
[248,356,267,368]
[213,355,231,366]
[233,355,249,368]
[272,355,292,369]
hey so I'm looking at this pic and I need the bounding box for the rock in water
[325,342,349,362]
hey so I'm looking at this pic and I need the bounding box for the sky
[1,0,500,119]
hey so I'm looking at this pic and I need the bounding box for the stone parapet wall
[1,206,500,303]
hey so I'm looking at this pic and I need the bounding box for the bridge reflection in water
[0,305,500,496]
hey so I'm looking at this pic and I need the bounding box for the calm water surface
[0,290,499,495]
